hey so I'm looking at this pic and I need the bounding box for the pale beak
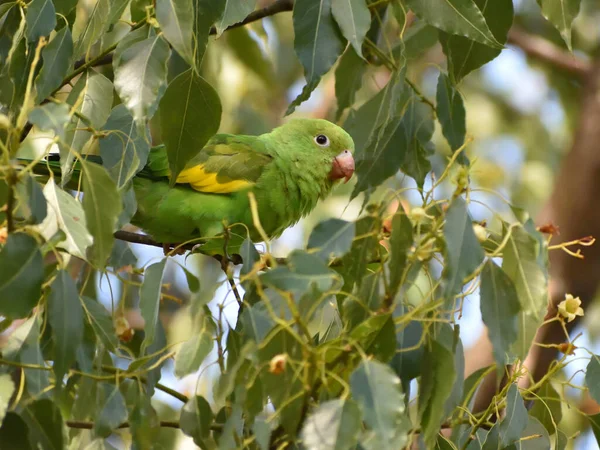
[329,150,355,183]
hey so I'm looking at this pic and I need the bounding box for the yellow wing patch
[176,164,253,194]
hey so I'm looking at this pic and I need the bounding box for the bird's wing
[140,134,272,194]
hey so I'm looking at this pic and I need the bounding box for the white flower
[558,294,584,323]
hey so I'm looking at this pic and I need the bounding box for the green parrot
[31,118,355,254]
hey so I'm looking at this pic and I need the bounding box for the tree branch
[507,26,591,78]
[66,420,182,430]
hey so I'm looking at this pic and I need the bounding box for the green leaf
[405,0,502,48]
[53,0,77,16]
[331,0,370,57]
[15,173,47,224]
[129,395,160,449]
[159,69,222,182]
[174,328,214,377]
[139,258,167,351]
[193,0,226,67]
[180,395,214,445]
[72,0,111,58]
[443,197,484,299]
[480,260,521,370]
[39,179,93,259]
[28,103,70,140]
[499,384,528,447]
[586,355,600,404]
[387,211,413,299]
[287,0,346,114]
[515,416,550,449]
[240,238,260,278]
[0,412,32,450]
[22,398,67,450]
[334,46,366,120]
[216,0,257,36]
[350,360,409,448]
[502,223,548,359]
[25,0,56,44]
[529,381,562,435]
[82,296,118,352]
[47,270,84,385]
[339,212,381,288]
[588,413,600,447]
[156,0,194,66]
[419,335,456,446]
[436,72,467,162]
[239,302,276,343]
[390,319,424,389]
[80,160,122,267]
[35,26,73,101]
[99,104,152,188]
[439,0,513,83]
[536,0,581,50]
[0,233,44,319]
[307,218,355,261]
[301,399,361,450]
[59,70,113,180]
[0,374,15,425]
[261,250,340,300]
[113,34,171,128]
[226,26,274,84]
[94,383,127,438]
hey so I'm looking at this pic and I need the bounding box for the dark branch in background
[507,26,591,78]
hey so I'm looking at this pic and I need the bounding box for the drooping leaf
[113,34,171,128]
[480,260,521,371]
[99,104,152,188]
[72,0,111,58]
[25,0,56,44]
[586,355,600,405]
[215,0,257,36]
[334,46,367,120]
[516,416,550,449]
[28,103,71,140]
[307,218,355,261]
[59,70,113,180]
[22,399,67,450]
[350,360,409,448]
[35,26,73,101]
[498,384,528,447]
[536,0,581,51]
[139,258,167,352]
[529,381,562,435]
[47,270,84,385]
[155,0,194,66]
[331,0,370,57]
[439,0,513,83]
[193,0,226,67]
[82,296,118,353]
[287,0,346,114]
[387,211,413,299]
[159,69,222,182]
[180,395,214,445]
[174,328,214,377]
[301,399,361,450]
[339,212,381,289]
[39,179,93,259]
[14,173,47,224]
[94,383,127,438]
[80,159,123,267]
[0,233,44,319]
[436,72,467,162]
[443,197,484,299]
[405,0,502,48]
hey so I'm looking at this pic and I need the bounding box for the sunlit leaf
[0,233,43,319]
[156,0,194,66]
[536,0,581,51]
[301,399,361,450]
[0,374,15,425]
[331,0,370,57]
[351,360,409,448]
[28,103,70,139]
[440,0,513,83]
[405,0,502,48]
[159,69,222,181]
[287,0,345,114]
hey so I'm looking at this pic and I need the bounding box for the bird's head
[272,118,355,183]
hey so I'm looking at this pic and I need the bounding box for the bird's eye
[315,134,329,147]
